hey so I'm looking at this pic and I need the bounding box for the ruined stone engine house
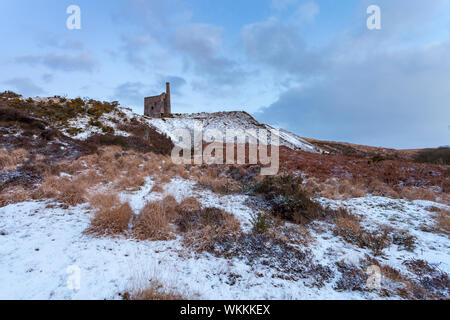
[144,82,171,118]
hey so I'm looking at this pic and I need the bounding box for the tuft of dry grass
[57,178,87,206]
[308,178,367,200]
[177,207,241,252]
[0,186,29,207]
[197,173,239,194]
[116,173,146,191]
[132,196,179,241]
[435,208,450,236]
[150,184,164,193]
[32,176,87,206]
[88,192,120,209]
[335,215,362,236]
[367,179,399,199]
[178,197,202,213]
[0,148,29,172]
[85,200,133,236]
[400,187,436,202]
[121,279,185,300]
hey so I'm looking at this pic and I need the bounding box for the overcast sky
[1,0,449,148]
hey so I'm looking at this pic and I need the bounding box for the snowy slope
[144,111,319,152]
[55,101,319,152]
[1,177,448,300]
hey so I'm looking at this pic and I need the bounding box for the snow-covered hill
[60,106,318,152]
[144,111,319,152]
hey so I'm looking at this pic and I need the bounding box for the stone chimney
[165,82,171,114]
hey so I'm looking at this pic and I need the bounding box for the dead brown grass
[178,197,202,213]
[335,215,362,236]
[85,200,133,236]
[177,207,241,252]
[32,176,87,206]
[88,192,120,209]
[196,171,240,194]
[150,184,164,193]
[121,279,185,300]
[400,187,437,202]
[133,196,179,241]
[305,178,367,200]
[0,148,29,171]
[333,215,395,256]
[435,208,450,236]
[279,146,448,203]
[0,186,28,207]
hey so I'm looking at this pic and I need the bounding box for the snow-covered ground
[58,106,319,153]
[1,178,448,300]
[145,111,319,152]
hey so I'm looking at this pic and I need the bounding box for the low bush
[0,106,46,131]
[86,133,173,155]
[415,147,450,165]
[250,211,273,234]
[334,261,367,292]
[250,175,326,223]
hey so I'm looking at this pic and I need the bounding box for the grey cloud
[116,0,191,37]
[117,34,156,69]
[114,2,247,88]
[42,73,53,83]
[241,18,322,76]
[113,81,147,108]
[256,41,450,149]
[174,23,247,87]
[156,75,187,95]
[4,78,44,96]
[16,53,98,73]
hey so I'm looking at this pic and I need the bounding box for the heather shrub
[415,147,450,165]
[250,211,273,234]
[250,175,325,223]
[86,133,173,155]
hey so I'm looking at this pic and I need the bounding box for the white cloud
[294,1,319,22]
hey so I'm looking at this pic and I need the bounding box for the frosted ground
[1,178,448,300]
